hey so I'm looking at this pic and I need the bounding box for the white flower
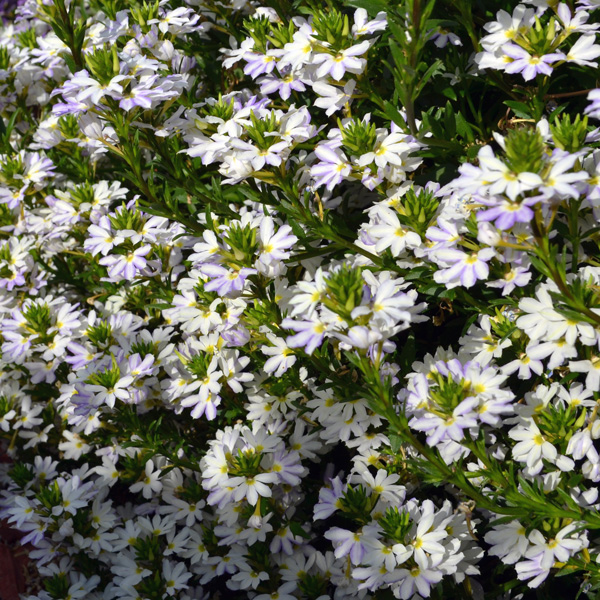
[565,34,600,67]
[130,459,163,499]
[261,334,297,377]
[485,520,530,564]
[366,207,422,256]
[313,79,357,116]
[162,559,192,595]
[509,420,557,475]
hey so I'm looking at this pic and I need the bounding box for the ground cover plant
[3,0,600,598]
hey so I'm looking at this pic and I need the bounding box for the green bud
[84,44,121,84]
[339,485,372,522]
[242,15,272,54]
[339,117,377,156]
[0,204,15,228]
[108,202,146,233]
[378,507,412,543]
[324,265,364,320]
[550,113,589,153]
[222,222,259,267]
[85,355,123,389]
[0,47,9,70]
[266,20,296,49]
[36,480,62,511]
[186,352,212,378]
[489,308,518,338]
[95,0,126,21]
[0,153,24,186]
[17,28,38,50]
[9,462,35,489]
[298,573,329,599]
[429,371,472,414]
[23,302,53,338]
[130,0,160,30]
[504,127,545,174]
[85,320,114,348]
[396,186,439,236]
[341,14,350,39]
[58,114,81,140]
[133,534,162,562]
[244,110,281,151]
[45,573,71,600]
[229,447,263,476]
[311,8,348,50]
[525,16,557,55]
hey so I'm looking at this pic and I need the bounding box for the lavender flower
[502,44,564,81]
[200,264,257,297]
[432,247,495,288]
[99,245,152,280]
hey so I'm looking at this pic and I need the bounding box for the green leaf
[443,101,456,139]
[382,100,409,130]
[441,86,457,101]
[455,112,475,141]
[388,433,403,453]
[289,521,311,539]
[503,100,532,119]
[343,0,388,14]
[413,58,444,98]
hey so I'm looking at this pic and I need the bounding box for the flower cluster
[3,0,600,599]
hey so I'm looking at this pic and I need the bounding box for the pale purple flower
[333,325,382,349]
[311,145,352,190]
[410,397,479,445]
[99,245,152,280]
[1,330,31,361]
[539,151,588,199]
[352,8,387,38]
[477,197,538,230]
[259,70,306,100]
[232,139,289,171]
[487,266,532,295]
[565,34,600,67]
[432,247,495,288]
[257,218,297,266]
[314,476,346,521]
[281,316,329,355]
[118,76,178,111]
[515,553,551,588]
[181,391,221,420]
[0,268,25,290]
[476,145,543,200]
[324,527,367,565]
[244,52,277,78]
[221,326,251,347]
[313,40,370,80]
[313,79,357,116]
[85,217,125,256]
[426,218,460,247]
[51,97,90,116]
[502,44,564,81]
[68,70,126,105]
[393,563,444,599]
[430,29,462,48]
[87,375,134,408]
[0,185,26,209]
[585,88,600,119]
[200,264,256,297]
